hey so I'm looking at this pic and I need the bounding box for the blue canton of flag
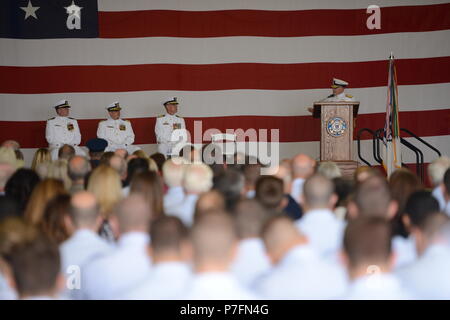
[0,0,98,39]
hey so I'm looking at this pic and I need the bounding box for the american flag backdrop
[0,0,449,167]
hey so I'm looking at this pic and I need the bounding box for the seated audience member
[86,138,108,170]
[342,218,411,299]
[58,144,75,161]
[427,157,450,210]
[290,154,316,204]
[317,161,342,179]
[130,171,165,220]
[256,215,347,299]
[231,199,272,288]
[67,156,91,195]
[82,195,152,299]
[46,160,72,190]
[272,161,303,220]
[396,212,450,299]
[1,140,20,151]
[108,155,127,187]
[181,212,257,299]
[7,231,64,300]
[87,165,123,243]
[122,216,191,299]
[346,175,416,268]
[193,190,226,223]
[162,157,188,213]
[0,162,15,196]
[242,162,261,198]
[99,151,115,166]
[353,166,381,185]
[213,169,245,212]
[114,149,128,160]
[389,168,423,238]
[0,146,24,169]
[41,194,72,245]
[332,177,353,221]
[295,174,344,258]
[168,163,213,226]
[59,192,114,299]
[150,152,166,173]
[5,169,40,213]
[24,179,67,227]
[255,175,301,220]
[31,148,51,171]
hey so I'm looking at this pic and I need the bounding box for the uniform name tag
[107,126,114,128]
[119,124,126,131]
[67,123,74,131]
[163,122,169,125]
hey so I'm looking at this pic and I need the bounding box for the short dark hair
[150,153,166,172]
[405,191,440,227]
[5,168,40,213]
[150,216,188,255]
[255,176,284,210]
[343,217,392,268]
[8,233,60,297]
[126,158,149,185]
[213,169,245,212]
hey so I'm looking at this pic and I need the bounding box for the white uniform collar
[279,244,316,268]
[118,231,150,247]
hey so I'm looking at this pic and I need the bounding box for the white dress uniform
[396,243,450,299]
[166,193,198,227]
[344,273,412,300]
[231,238,272,289]
[45,100,86,160]
[97,102,141,154]
[323,92,355,102]
[255,244,348,299]
[59,229,115,300]
[392,235,417,269]
[180,272,258,300]
[121,262,192,300]
[81,231,151,300]
[163,186,185,214]
[155,114,186,157]
[295,208,346,258]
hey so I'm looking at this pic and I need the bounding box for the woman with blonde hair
[24,178,67,227]
[87,165,123,242]
[130,171,164,220]
[31,148,51,171]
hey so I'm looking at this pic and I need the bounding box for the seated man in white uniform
[45,100,86,160]
[155,97,186,158]
[342,218,412,300]
[97,102,140,154]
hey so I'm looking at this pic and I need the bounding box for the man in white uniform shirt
[256,216,347,299]
[82,195,152,299]
[167,163,213,227]
[295,174,345,258]
[97,102,140,154]
[231,199,272,288]
[155,97,186,158]
[122,216,192,299]
[59,192,114,299]
[396,213,450,299]
[342,218,412,300]
[46,100,86,160]
[180,212,257,300]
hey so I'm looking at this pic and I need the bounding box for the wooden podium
[313,101,360,177]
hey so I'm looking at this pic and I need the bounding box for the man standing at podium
[323,78,355,102]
